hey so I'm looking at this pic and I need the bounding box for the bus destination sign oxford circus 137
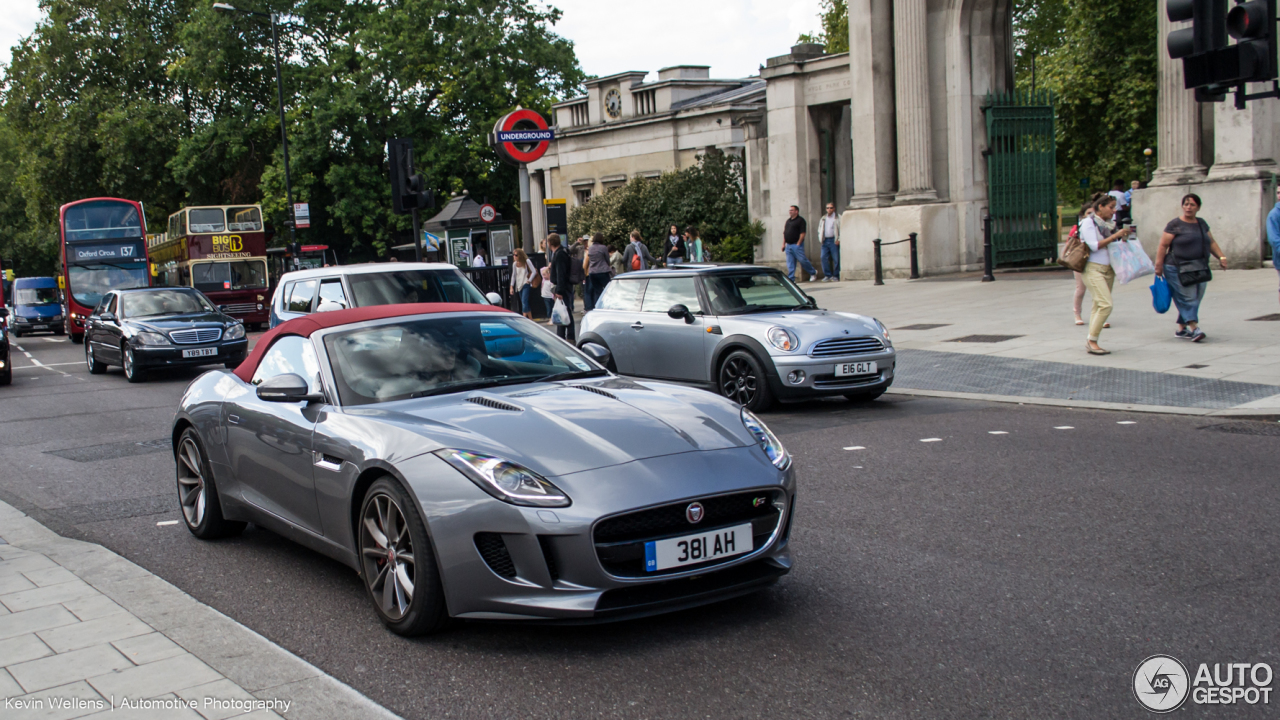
[490,109,553,165]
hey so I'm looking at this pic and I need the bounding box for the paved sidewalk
[807,267,1280,413]
[0,500,399,720]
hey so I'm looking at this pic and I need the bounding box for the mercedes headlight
[741,408,790,470]
[436,449,571,507]
[133,331,170,346]
[225,323,245,340]
[766,326,799,352]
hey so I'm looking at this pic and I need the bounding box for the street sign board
[479,204,497,223]
[294,203,311,229]
[491,109,553,165]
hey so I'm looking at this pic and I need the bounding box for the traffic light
[1167,0,1277,95]
[1227,0,1278,83]
[388,139,434,215]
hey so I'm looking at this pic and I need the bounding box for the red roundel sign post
[489,108,555,255]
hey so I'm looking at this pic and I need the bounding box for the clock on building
[604,88,622,119]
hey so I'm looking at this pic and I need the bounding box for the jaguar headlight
[436,449,571,507]
[766,326,799,352]
[133,331,170,346]
[225,323,245,340]
[741,408,790,470]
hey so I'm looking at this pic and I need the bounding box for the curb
[0,500,401,720]
[886,387,1280,419]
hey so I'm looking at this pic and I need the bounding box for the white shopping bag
[1111,237,1155,284]
[551,298,570,326]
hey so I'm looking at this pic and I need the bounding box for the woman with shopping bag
[1079,194,1133,355]
[1155,193,1228,343]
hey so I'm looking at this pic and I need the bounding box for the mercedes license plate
[645,523,752,572]
[182,347,218,359]
[33,325,48,330]
[835,360,877,377]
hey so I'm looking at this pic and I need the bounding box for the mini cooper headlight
[741,408,790,470]
[874,318,891,344]
[133,331,170,346]
[766,326,799,352]
[436,449,571,507]
[225,323,246,340]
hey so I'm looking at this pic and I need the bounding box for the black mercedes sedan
[85,287,249,382]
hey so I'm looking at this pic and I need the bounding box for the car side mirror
[218,304,228,312]
[485,292,503,306]
[580,342,612,368]
[667,304,694,323]
[256,373,325,403]
[100,312,116,322]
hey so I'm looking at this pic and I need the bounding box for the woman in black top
[1155,193,1228,343]
[664,224,685,266]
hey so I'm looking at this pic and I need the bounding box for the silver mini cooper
[578,265,895,411]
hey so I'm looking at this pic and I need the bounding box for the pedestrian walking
[1080,193,1133,355]
[608,243,625,276]
[1268,185,1280,308]
[782,205,816,282]
[1110,181,1130,223]
[509,248,538,319]
[687,227,704,263]
[818,202,841,281]
[623,230,655,271]
[1155,193,1228,343]
[1070,202,1096,326]
[664,226,686,267]
[584,233,612,311]
[548,234,576,341]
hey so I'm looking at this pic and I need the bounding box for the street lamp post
[212,3,297,252]
[1143,147,1154,184]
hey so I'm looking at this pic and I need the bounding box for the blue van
[10,277,65,337]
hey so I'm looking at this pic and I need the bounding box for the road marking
[42,337,64,343]
[988,431,1008,435]
[1054,426,1074,430]
[1116,421,1136,425]
[27,356,44,367]
[156,520,180,527]
[920,438,942,442]
[843,446,865,450]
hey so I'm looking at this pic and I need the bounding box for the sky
[1,0,825,80]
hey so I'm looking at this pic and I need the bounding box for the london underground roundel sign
[492,108,554,165]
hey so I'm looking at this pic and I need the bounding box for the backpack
[630,248,642,271]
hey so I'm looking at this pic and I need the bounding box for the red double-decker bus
[149,205,271,329]
[60,198,152,342]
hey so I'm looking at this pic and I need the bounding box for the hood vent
[573,385,618,400]
[466,396,524,412]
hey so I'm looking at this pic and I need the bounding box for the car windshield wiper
[540,368,609,383]
[407,375,534,399]
[723,303,805,315]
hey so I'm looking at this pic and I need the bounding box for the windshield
[703,272,810,315]
[121,289,214,318]
[323,315,603,406]
[15,287,59,306]
[347,269,488,307]
[68,263,149,310]
[192,260,268,293]
[63,200,142,242]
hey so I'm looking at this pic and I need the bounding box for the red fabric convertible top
[232,302,511,383]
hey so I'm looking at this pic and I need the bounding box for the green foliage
[0,0,584,273]
[796,0,849,54]
[566,152,761,262]
[1014,0,1157,205]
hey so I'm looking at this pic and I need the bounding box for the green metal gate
[984,91,1058,265]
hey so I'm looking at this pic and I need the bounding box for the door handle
[227,414,241,425]
[630,322,644,329]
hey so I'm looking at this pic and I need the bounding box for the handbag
[1058,234,1089,272]
[1150,275,1172,314]
[528,261,541,289]
[1174,219,1213,284]
[551,298,570,326]
[1110,237,1155,285]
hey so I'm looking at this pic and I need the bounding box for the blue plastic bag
[1151,275,1171,314]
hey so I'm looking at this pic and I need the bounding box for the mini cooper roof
[233,302,512,383]
[276,262,461,282]
[617,264,784,280]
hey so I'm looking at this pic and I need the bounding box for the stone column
[1151,11,1206,185]
[530,170,547,243]
[848,0,897,208]
[892,0,937,203]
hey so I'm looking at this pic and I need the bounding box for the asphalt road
[1,332,1277,719]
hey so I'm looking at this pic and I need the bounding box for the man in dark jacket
[547,233,575,341]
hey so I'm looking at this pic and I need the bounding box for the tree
[797,0,848,54]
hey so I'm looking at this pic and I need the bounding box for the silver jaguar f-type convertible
[172,303,795,635]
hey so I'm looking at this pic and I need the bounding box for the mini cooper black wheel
[358,477,449,636]
[719,350,773,411]
[123,345,145,383]
[86,342,107,374]
[176,429,245,539]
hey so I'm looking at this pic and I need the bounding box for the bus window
[227,207,263,232]
[63,201,142,242]
[188,208,225,234]
[191,260,268,292]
